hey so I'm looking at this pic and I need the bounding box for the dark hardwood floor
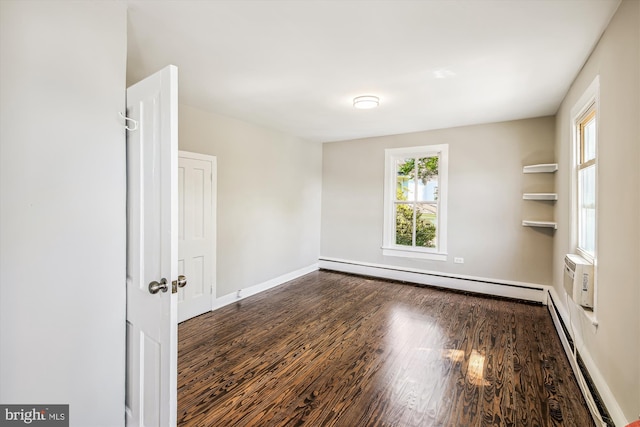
[178,270,594,427]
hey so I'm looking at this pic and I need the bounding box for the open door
[125,65,180,426]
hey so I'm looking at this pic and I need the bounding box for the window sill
[382,247,447,261]
[575,248,595,265]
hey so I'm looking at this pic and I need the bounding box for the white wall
[0,2,127,426]
[321,117,556,286]
[179,104,322,297]
[553,0,639,422]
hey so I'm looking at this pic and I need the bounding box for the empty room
[1,1,638,426]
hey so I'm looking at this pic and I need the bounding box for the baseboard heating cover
[546,290,617,427]
[318,257,547,304]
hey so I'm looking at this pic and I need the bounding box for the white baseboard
[318,257,548,304]
[547,287,629,427]
[212,263,319,311]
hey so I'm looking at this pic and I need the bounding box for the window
[577,108,596,259]
[383,144,448,260]
[572,76,599,262]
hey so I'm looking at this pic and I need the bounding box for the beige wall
[321,117,556,286]
[0,1,127,425]
[179,104,322,296]
[553,0,639,422]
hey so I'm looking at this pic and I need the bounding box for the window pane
[579,164,595,256]
[582,116,596,163]
[416,204,437,248]
[417,178,438,202]
[395,203,414,246]
[416,157,439,202]
[396,158,414,201]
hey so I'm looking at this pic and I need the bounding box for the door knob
[177,275,187,288]
[172,275,187,293]
[149,278,168,294]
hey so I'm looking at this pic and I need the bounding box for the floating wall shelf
[523,193,558,201]
[522,220,557,229]
[522,163,557,228]
[523,163,558,174]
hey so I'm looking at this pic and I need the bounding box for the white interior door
[178,151,216,322]
[125,65,178,427]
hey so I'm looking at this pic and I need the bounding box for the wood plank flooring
[178,270,594,427]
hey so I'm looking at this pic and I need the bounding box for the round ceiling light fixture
[353,95,379,109]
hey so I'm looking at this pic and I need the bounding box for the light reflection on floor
[442,348,489,386]
[383,305,489,422]
[383,305,447,421]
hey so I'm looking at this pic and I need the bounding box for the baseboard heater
[547,292,614,427]
[318,257,547,304]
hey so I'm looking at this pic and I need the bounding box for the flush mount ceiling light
[353,95,379,109]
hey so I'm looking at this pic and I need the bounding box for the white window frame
[382,144,448,261]
[570,76,599,265]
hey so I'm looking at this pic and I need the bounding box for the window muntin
[383,145,448,260]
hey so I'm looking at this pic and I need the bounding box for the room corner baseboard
[546,287,629,427]
[212,263,319,311]
[318,257,548,304]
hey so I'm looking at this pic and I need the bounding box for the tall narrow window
[577,107,596,259]
[571,76,599,264]
[383,145,448,261]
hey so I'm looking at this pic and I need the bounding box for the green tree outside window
[395,157,438,248]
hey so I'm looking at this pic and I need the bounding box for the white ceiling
[126,0,620,143]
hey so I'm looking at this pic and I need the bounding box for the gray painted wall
[553,0,639,421]
[0,2,127,426]
[1,0,635,423]
[179,104,323,297]
[321,117,556,286]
